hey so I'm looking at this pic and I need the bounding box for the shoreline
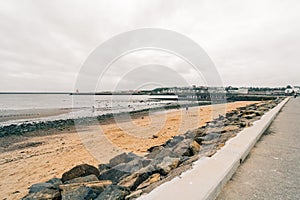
[0,101,214,138]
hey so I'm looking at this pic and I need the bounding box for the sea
[0,94,178,126]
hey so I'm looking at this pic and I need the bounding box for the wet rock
[22,189,61,200]
[95,185,130,200]
[62,164,99,183]
[64,174,99,184]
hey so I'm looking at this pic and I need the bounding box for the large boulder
[62,164,99,183]
[95,185,130,200]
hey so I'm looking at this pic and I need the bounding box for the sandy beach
[0,101,257,199]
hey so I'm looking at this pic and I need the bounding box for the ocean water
[0,94,177,125]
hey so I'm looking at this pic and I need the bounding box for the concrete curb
[138,98,290,200]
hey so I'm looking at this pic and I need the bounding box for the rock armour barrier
[21,98,284,200]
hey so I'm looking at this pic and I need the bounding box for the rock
[98,164,110,173]
[239,121,247,128]
[199,132,220,141]
[171,139,193,157]
[98,168,130,184]
[194,127,205,137]
[59,180,111,200]
[125,190,143,200]
[109,152,140,168]
[46,178,62,188]
[118,172,147,191]
[156,156,180,175]
[189,141,201,155]
[221,125,240,133]
[244,114,256,119]
[95,185,130,200]
[183,131,195,139]
[163,136,185,148]
[29,183,56,193]
[61,186,96,200]
[146,148,178,160]
[22,189,61,200]
[146,145,163,153]
[136,173,160,190]
[179,155,200,166]
[194,136,204,144]
[62,164,100,183]
[64,174,99,184]
[254,111,263,116]
[244,110,256,115]
[141,164,192,195]
[113,158,151,174]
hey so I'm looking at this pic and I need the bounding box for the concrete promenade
[217,98,300,200]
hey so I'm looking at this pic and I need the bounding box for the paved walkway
[217,98,300,200]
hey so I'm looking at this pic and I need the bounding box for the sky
[0,0,299,92]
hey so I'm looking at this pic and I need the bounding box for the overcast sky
[0,0,299,92]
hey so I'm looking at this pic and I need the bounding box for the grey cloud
[0,0,300,91]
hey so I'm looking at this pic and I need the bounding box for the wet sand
[0,108,72,123]
[0,101,257,199]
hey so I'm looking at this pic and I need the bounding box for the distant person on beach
[92,106,95,113]
[186,106,189,112]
